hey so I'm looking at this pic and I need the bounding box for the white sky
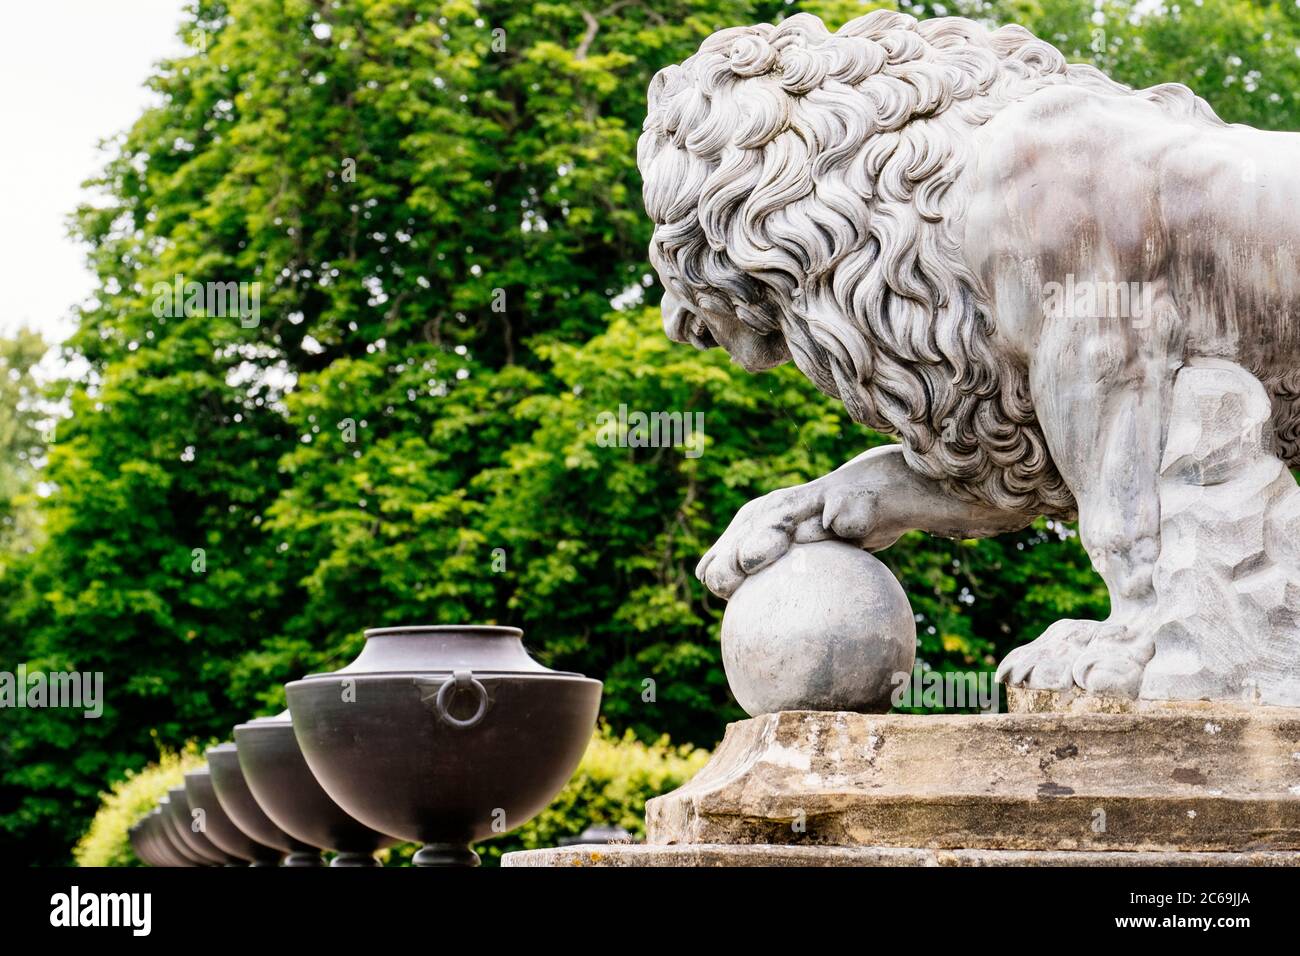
[0,1,190,346]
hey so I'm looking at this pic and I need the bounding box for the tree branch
[575,1,635,60]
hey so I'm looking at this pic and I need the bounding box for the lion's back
[968,84,1196,270]
[965,85,1300,467]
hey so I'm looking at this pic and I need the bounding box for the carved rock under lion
[643,709,1300,854]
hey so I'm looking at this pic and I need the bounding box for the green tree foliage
[478,724,710,864]
[0,328,47,569]
[3,0,1297,863]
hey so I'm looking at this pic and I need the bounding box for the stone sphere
[721,541,916,716]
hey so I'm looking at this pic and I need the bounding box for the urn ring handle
[421,670,490,729]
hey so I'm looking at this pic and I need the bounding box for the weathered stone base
[646,708,1300,853]
[506,706,1300,866]
[1005,686,1291,714]
[502,844,1300,867]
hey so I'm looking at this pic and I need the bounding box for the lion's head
[636,11,1133,516]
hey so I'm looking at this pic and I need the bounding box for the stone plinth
[502,705,1300,866]
[645,708,1300,853]
[503,844,1299,867]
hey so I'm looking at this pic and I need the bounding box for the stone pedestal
[503,699,1300,867]
[503,844,1299,866]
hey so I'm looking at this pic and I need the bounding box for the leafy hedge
[479,724,709,864]
[73,742,208,867]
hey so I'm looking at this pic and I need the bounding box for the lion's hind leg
[1137,359,1300,705]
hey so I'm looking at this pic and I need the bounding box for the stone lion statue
[638,11,1300,705]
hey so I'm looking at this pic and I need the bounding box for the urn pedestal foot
[413,842,480,867]
[328,852,378,867]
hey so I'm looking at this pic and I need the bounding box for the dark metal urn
[151,805,203,866]
[207,741,324,867]
[233,711,400,866]
[285,625,602,867]
[148,810,191,867]
[164,785,242,865]
[159,792,218,865]
[130,820,166,867]
[184,767,282,866]
[142,810,190,867]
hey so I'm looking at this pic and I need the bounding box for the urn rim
[362,624,522,639]
[286,670,600,685]
[288,622,595,681]
[232,709,292,733]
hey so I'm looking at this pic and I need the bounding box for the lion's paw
[995,618,1108,691]
[998,618,1156,697]
[1070,637,1155,698]
[696,483,829,599]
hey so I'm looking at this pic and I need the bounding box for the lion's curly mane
[638,11,1222,517]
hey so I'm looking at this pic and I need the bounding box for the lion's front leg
[998,287,1181,697]
[698,445,1034,598]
